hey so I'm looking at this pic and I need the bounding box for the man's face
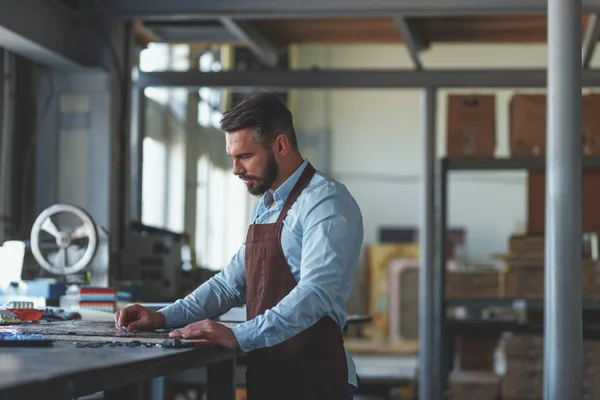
[226,129,278,196]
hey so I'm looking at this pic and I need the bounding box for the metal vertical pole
[0,49,14,243]
[436,157,448,391]
[0,48,4,244]
[545,0,583,399]
[130,88,145,221]
[419,86,437,400]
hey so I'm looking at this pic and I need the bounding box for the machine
[1,203,190,306]
[26,203,109,287]
[122,222,184,302]
[0,203,110,306]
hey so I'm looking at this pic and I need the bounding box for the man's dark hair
[219,91,299,151]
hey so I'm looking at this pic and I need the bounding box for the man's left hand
[169,320,239,349]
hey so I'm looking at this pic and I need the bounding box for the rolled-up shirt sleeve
[158,244,248,328]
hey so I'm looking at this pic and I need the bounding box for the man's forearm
[159,275,245,328]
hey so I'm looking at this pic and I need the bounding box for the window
[139,43,190,118]
[138,43,190,230]
[136,43,251,270]
[141,137,168,227]
[198,51,223,128]
[195,154,250,270]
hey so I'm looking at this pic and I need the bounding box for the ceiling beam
[102,0,600,20]
[394,16,425,70]
[583,14,600,69]
[137,69,600,89]
[144,22,239,43]
[219,18,279,67]
[0,0,105,70]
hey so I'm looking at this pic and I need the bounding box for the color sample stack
[78,287,117,312]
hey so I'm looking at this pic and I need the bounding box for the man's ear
[273,133,289,157]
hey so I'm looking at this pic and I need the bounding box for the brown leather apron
[244,163,348,400]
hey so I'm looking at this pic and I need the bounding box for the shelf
[446,298,600,310]
[442,156,600,171]
[447,319,600,338]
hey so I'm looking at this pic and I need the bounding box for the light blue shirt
[158,159,364,387]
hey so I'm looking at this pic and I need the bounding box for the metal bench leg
[206,358,236,400]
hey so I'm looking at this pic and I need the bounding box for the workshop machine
[0,204,111,305]
[1,203,189,306]
[25,203,110,287]
[121,222,184,302]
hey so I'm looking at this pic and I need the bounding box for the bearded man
[115,91,364,400]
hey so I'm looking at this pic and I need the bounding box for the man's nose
[233,159,244,176]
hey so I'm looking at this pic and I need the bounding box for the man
[115,91,364,400]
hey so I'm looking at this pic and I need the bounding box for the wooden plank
[248,15,591,45]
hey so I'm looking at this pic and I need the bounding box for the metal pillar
[0,49,4,244]
[130,88,145,221]
[0,49,14,243]
[545,0,583,399]
[419,86,437,400]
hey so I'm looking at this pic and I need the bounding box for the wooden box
[446,269,501,299]
[582,94,600,156]
[501,369,543,400]
[582,265,600,299]
[510,94,546,157]
[501,333,544,358]
[504,266,544,299]
[454,334,499,371]
[510,93,600,157]
[448,370,500,400]
[446,95,496,158]
[528,171,600,235]
[509,234,545,254]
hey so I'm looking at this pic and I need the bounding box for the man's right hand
[114,304,166,332]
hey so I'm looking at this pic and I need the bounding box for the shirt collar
[268,159,309,207]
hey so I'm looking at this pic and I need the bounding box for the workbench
[0,340,239,400]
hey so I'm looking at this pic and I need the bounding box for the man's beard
[241,152,278,196]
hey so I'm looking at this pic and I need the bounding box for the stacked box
[501,334,544,399]
[448,370,500,400]
[504,266,544,299]
[503,234,600,300]
[446,94,496,158]
[583,341,600,399]
[509,94,600,157]
[583,266,600,300]
[500,333,600,399]
[454,334,500,372]
[447,269,502,299]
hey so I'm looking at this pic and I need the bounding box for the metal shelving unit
[447,320,600,339]
[437,156,600,380]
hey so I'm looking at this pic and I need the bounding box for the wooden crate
[446,94,496,158]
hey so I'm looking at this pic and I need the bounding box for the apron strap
[276,163,316,225]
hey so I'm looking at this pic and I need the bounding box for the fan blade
[70,225,89,240]
[41,218,61,238]
[56,248,67,267]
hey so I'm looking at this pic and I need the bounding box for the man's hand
[114,304,166,332]
[169,320,239,349]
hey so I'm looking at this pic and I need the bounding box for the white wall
[292,43,600,314]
